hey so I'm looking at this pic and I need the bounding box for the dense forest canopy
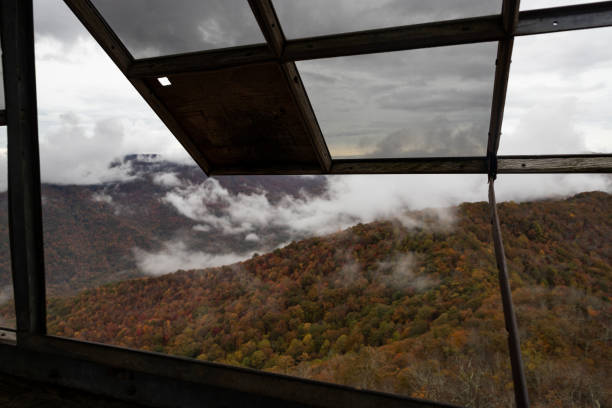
[2,192,607,407]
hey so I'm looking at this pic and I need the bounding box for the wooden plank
[486,0,520,179]
[331,157,487,174]
[63,0,132,72]
[498,155,612,173]
[127,45,276,78]
[284,15,504,61]
[149,64,320,172]
[327,155,612,175]
[15,336,458,408]
[281,62,332,172]
[249,0,332,172]
[248,0,284,56]
[1,0,47,337]
[517,1,612,36]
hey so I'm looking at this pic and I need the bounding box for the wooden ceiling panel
[148,62,323,173]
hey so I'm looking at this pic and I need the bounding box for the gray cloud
[90,0,265,58]
[274,0,502,39]
[133,241,251,276]
[501,27,612,154]
[376,253,436,292]
[298,42,496,158]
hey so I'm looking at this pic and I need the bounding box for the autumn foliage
[3,192,610,407]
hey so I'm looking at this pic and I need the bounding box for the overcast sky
[0,0,609,202]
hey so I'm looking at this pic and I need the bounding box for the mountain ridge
[22,191,612,408]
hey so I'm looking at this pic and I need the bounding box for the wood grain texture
[498,155,612,173]
[284,15,504,61]
[248,0,285,56]
[517,1,612,35]
[329,155,612,175]
[127,45,275,78]
[150,63,322,173]
[331,157,487,174]
[249,0,332,172]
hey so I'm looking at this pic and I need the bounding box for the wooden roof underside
[63,0,612,176]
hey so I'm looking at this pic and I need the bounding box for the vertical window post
[1,0,46,339]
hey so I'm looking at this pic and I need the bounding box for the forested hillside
[30,192,611,408]
[0,155,327,296]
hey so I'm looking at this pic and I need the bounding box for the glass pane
[33,0,201,297]
[298,42,497,159]
[91,0,266,59]
[274,0,503,39]
[495,176,612,408]
[501,28,612,155]
[43,173,517,406]
[521,1,596,10]
[0,127,13,329]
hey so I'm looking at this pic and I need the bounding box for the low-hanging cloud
[376,254,436,291]
[132,241,252,276]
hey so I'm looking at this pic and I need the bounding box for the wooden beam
[127,45,276,78]
[1,0,47,337]
[331,157,487,174]
[14,336,457,408]
[326,155,612,175]
[63,0,212,174]
[517,1,612,36]
[249,0,332,173]
[486,0,520,179]
[124,4,612,77]
[284,15,504,61]
[248,0,284,56]
[498,154,612,173]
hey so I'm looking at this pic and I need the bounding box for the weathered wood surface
[486,0,520,179]
[281,62,331,171]
[284,15,504,61]
[498,155,612,173]
[248,0,285,56]
[517,1,612,36]
[249,0,332,172]
[329,156,612,175]
[151,63,322,172]
[127,45,275,78]
[331,157,487,174]
[13,336,457,408]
